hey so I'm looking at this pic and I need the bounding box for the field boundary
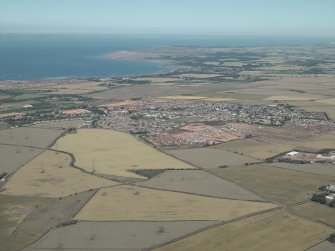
[144,206,282,251]
[136,182,267,202]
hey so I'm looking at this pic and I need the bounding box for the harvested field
[0,144,43,174]
[1,151,118,198]
[30,120,84,129]
[177,73,222,79]
[211,165,335,204]
[213,128,304,159]
[156,210,334,251]
[236,77,332,98]
[203,97,236,102]
[159,95,208,100]
[317,98,335,105]
[159,96,237,102]
[0,194,50,251]
[36,82,107,95]
[269,163,335,177]
[307,241,335,251]
[25,221,216,251]
[0,127,64,148]
[86,82,246,100]
[74,185,275,221]
[139,77,179,82]
[137,170,264,201]
[16,191,95,250]
[216,131,335,159]
[167,148,259,168]
[264,95,321,101]
[87,85,185,100]
[55,129,194,179]
[290,202,335,228]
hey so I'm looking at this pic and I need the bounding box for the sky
[1,0,334,37]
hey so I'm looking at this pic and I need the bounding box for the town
[97,98,335,146]
[4,97,335,147]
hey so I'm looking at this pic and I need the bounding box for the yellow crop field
[156,210,334,251]
[54,129,194,179]
[74,185,276,221]
[37,82,107,95]
[159,96,236,102]
[264,95,317,101]
[317,98,335,105]
[203,97,237,102]
[159,95,208,100]
[1,151,118,198]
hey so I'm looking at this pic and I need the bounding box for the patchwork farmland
[155,210,334,251]
[1,151,118,198]
[1,45,335,250]
[1,122,334,250]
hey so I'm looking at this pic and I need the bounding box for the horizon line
[1,32,335,39]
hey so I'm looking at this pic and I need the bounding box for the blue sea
[0,34,333,81]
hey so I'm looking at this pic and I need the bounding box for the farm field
[16,190,95,250]
[155,210,334,251]
[139,77,180,82]
[13,93,46,101]
[0,46,335,251]
[317,98,335,105]
[159,95,208,100]
[159,95,238,102]
[203,97,236,102]
[74,185,275,221]
[33,82,107,95]
[0,194,50,251]
[87,84,192,100]
[264,95,324,101]
[290,202,335,228]
[234,77,334,97]
[215,130,335,159]
[30,119,84,129]
[0,144,43,174]
[176,73,222,78]
[1,150,118,198]
[307,241,335,251]
[25,221,216,251]
[86,82,245,100]
[138,169,264,201]
[211,164,335,204]
[167,148,259,168]
[158,95,238,102]
[55,129,194,179]
[0,101,39,112]
[0,127,64,149]
[269,163,335,177]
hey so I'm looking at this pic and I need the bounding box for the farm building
[325,184,335,193]
[325,194,335,204]
[286,151,299,157]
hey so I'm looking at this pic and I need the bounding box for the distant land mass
[0,34,333,81]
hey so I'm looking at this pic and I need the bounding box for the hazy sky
[1,0,334,37]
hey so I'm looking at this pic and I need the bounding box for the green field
[211,164,335,204]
